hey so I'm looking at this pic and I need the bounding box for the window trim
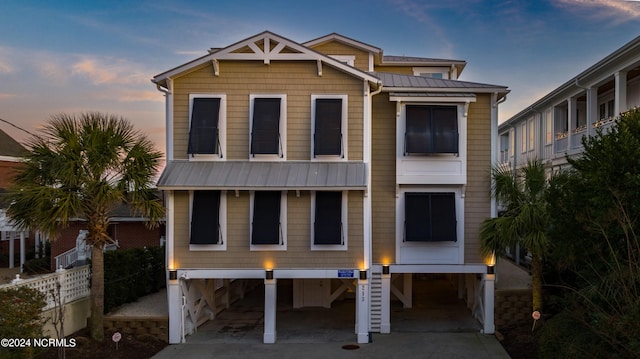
[528,118,535,152]
[404,104,459,155]
[403,192,457,243]
[310,191,348,251]
[412,67,449,79]
[329,55,355,67]
[250,190,287,251]
[249,94,286,160]
[188,94,226,161]
[544,109,553,145]
[189,190,227,251]
[520,122,527,153]
[311,94,348,160]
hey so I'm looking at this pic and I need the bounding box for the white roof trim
[303,33,382,54]
[153,31,380,85]
[389,94,477,103]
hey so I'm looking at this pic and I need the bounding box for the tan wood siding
[373,65,413,75]
[173,190,364,269]
[307,41,370,72]
[172,61,363,161]
[371,93,397,264]
[464,94,492,264]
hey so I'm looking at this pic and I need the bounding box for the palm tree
[480,159,551,314]
[7,113,164,340]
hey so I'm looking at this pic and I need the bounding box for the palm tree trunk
[90,244,104,340]
[531,252,543,313]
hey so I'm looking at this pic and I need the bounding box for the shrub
[0,286,46,358]
[538,312,613,359]
[22,257,51,275]
[103,246,165,313]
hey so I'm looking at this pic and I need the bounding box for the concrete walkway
[153,332,509,359]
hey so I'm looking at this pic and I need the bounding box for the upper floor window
[312,191,347,250]
[405,105,458,155]
[312,95,347,158]
[404,192,457,242]
[329,55,355,67]
[412,67,449,79]
[250,95,286,159]
[190,190,226,250]
[544,109,552,145]
[188,95,226,159]
[528,119,535,151]
[520,122,527,153]
[251,191,286,250]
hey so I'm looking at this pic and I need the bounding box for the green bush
[0,286,46,359]
[22,257,51,275]
[103,246,165,313]
[538,312,612,359]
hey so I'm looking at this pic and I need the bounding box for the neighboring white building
[499,35,640,171]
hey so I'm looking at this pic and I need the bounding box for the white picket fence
[0,265,91,310]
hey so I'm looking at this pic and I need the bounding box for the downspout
[370,80,383,96]
[156,79,174,162]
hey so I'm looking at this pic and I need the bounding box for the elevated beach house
[153,31,509,344]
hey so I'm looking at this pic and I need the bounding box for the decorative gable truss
[154,31,381,88]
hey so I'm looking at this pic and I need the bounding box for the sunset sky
[2,0,640,158]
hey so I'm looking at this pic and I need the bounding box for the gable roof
[303,32,382,56]
[0,128,27,159]
[153,31,381,89]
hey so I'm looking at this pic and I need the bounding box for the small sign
[338,269,354,278]
[112,332,122,342]
[112,332,122,350]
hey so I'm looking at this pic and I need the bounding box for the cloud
[0,93,16,99]
[72,57,149,86]
[109,89,164,103]
[0,47,16,74]
[554,0,640,23]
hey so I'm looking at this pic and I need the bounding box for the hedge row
[103,246,165,313]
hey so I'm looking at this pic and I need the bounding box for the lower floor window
[191,190,221,244]
[251,191,282,245]
[314,191,343,245]
[404,192,457,242]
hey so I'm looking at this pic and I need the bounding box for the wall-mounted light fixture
[486,252,496,275]
[169,270,178,280]
[265,269,274,280]
[359,270,367,280]
[382,265,390,275]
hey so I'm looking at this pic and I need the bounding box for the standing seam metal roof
[373,72,508,90]
[157,161,367,189]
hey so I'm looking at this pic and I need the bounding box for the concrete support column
[9,234,14,269]
[167,280,182,344]
[483,273,496,334]
[457,273,465,300]
[403,273,412,308]
[615,71,628,116]
[356,273,370,343]
[380,271,391,334]
[20,232,25,273]
[264,278,277,344]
